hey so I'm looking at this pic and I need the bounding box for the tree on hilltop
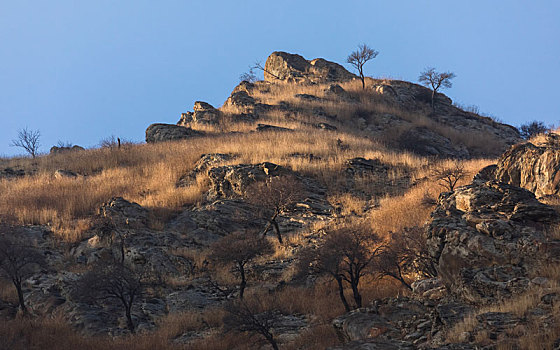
[10,127,41,158]
[418,67,456,110]
[347,44,379,89]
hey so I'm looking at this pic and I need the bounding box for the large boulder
[178,101,222,126]
[426,181,558,303]
[493,138,560,198]
[145,123,202,143]
[264,51,356,84]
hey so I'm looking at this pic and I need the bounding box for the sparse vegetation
[519,120,549,139]
[418,67,456,110]
[347,44,379,89]
[10,127,41,158]
[209,231,273,299]
[0,229,45,315]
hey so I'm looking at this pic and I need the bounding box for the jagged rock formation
[426,181,557,303]
[493,137,560,198]
[178,101,222,126]
[145,123,202,143]
[264,51,357,83]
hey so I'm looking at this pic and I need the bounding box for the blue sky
[1,1,559,156]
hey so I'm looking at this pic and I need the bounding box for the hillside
[1,52,558,350]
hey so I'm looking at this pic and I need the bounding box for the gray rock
[426,181,558,303]
[264,51,356,84]
[145,123,202,143]
[256,124,292,132]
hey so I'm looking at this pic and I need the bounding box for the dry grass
[447,286,560,349]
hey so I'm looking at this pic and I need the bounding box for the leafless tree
[418,67,456,110]
[245,176,305,244]
[10,127,41,158]
[73,257,145,333]
[431,162,465,192]
[223,298,279,350]
[372,227,436,290]
[347,44,379,89]
[0,232,45,315]
[209,231,273,299]
[299,222,381,310]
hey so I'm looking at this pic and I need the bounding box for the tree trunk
[272,219,282,244]
[335,276,351,312]
[431,89,436,111]
[125,306,135,333]
[351,282,362,308]
[14,282,28,315]
[238,262,247,299]
[265,334,279,350]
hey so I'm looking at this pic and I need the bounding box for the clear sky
[1,1,559,156]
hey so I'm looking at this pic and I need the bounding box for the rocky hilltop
[147,51,521,159]
[1,51,557,350]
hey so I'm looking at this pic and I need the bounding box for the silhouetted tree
[245,176,304,244]
[0,233,45,315]
[73,257,144,333]
[431,162,465,192]
[10,127,41,158]
[519,121,549,139]
[209,232,273,299]
[299,222,381,309]
[347,44,379,89]
[418,67,456,110]
[223,298,279,350]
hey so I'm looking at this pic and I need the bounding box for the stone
[176,153,235,187]
[98,197,150,229]
[256,124,292,132]
[50,145,85,154]
[178,101,222,126]
[493,140,560,198]
[54,169,78,179]
[315,122,337,131]
[145,123,202,143]
[264,51,356,84]
[426,180,558,303]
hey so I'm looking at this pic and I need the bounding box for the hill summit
[147,51,521,159]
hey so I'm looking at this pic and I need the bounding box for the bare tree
[73,257,145,333]
[372,227,436,290]
[209,231,273,299]
[0,233,45,315]
[245,176,305,244]
[10,127,41,158]
[519,121,549,139]
[223,299,279,350]
[431,162,465,192]
[418,67,456,110]
[347,44,379,89]
[299,222,381,310]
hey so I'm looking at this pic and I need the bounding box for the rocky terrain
[1,52,558,350]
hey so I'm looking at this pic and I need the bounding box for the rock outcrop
[493,138,560,198]
[145,123,202,143]
[426,181,558,303]
[264,51,356,84]
[50,145,85,154]
[178,101,222,126]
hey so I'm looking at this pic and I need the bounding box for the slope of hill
[1,52,557,350]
